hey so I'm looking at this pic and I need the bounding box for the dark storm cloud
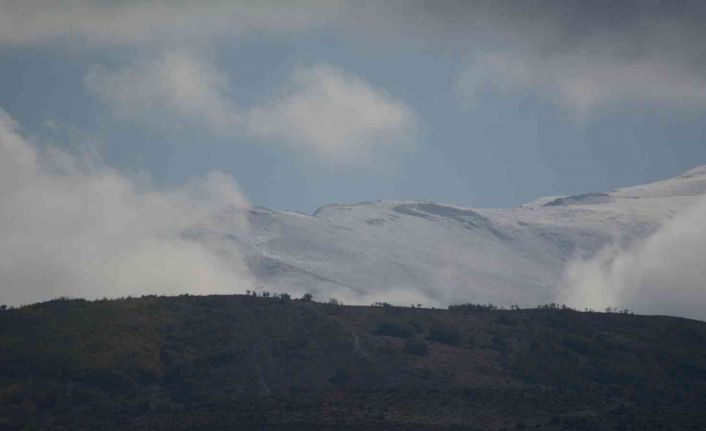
[386,0,706,50]
[346,0,706,114]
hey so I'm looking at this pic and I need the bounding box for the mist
[558,195,706,320]
[0,109,253,306]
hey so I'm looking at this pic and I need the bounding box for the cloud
[0,109,254,306]
[85,52,239,134]
[87,56,416,163]
[346,1,706,115]
[246,63,416,162]
[0,1,341,48]
[457,50,706,119]
[6,1,706,116]
[558,196,706,320]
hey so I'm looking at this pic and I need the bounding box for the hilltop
[2,294,706,430]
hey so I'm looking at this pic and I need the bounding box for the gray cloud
[4,1,706,115]
[346,0,706,114]
[0,109,254,306]
[0,1,341,48]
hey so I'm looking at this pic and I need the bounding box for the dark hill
[1,295,706,430]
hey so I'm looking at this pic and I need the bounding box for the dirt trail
[306,303,374,361]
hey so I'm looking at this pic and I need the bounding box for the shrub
[408,320,423,333]
[490,334,508,354]
[560,335,592,356]
[494,314,516,326]
[448,303,497,311]
[404,338,429,356]
[373,322,412,338]
[466,335,476,349]
[427,324,461,346]
[329,367,349,385]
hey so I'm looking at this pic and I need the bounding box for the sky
[1,1,705,214]
[2,1,706,313]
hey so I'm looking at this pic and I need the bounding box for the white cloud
[85,52,239,134]
[558,196,706,320]
[87,57,416,163]
[246,64,416,162]
[0,109,253,306]
[458,51,706,119]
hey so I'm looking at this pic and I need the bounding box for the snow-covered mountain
[189,166,706,307]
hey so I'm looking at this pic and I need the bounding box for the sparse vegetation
[494,314,516,326]
[329,367,349,385]
[372,322,412,338]
[489,334,508,354]
[404,338,429,356]
[427,323,461,346]
[0,294,704,430]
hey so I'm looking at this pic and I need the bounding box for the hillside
[2,295,706,430]
[189,166,706,308]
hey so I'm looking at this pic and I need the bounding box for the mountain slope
[2,295,706,430]
[191,166,706,307]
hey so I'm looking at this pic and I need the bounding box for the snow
[191,166,706,307]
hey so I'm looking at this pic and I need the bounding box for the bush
[490,335,508,354]
[409,320,423,333]
[560,335,592,355]
[494,314,516,326]
[466,335,476,349]
[329,367,349,385]
[448,303,498,311]
[404,338,429,356]
[327,298,341,306]
[427,324,461,346]
[373,322,412,338]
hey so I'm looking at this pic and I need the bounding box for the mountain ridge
[191,165,706,308]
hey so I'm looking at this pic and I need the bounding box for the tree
[301,293,313,302]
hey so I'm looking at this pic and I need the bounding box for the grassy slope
[1,295,706,430]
